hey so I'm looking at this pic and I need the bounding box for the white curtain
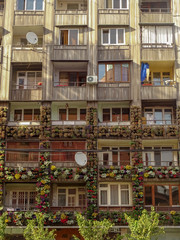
[110,185,118,205]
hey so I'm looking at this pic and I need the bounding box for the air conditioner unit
[86,76,98,84]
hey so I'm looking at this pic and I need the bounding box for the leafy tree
[124,207,165,240]
[0,212,7,240]
[23,212,56,240]
[74,213,122,240]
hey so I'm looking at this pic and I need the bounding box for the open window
[60,29,79,45]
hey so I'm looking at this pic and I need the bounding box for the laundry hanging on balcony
[141,63,149,83]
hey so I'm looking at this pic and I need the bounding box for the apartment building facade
[0,0,179,239]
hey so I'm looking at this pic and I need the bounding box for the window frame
[105,0,129,9]
[101,28,125,45]
[144,184,180,207]
[59,108,86,121]
[16,71,42,89]
[99,183,131,206]
[59,29,79,46]
[102,107,130,122]
[14,108,40,121]
[57,187,86,207]
[16,0,44,11]
[56,71,87,87]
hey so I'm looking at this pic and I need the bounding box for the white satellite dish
[75,152,87,166]
[26,32,38,45]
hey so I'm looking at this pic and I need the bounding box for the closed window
[102,108,130,122]
[10,191,37,210]
[60,30,78,45]
[98,63,130,82]
[17,0,44,10]
[58,188,86,207]
[144,185,180,206]
[59,108,86,121]
[102,29,125,45]
[16,71,42,89]
[99,183,131,206]
[14,108,40,121]
[54,72,86,87]
[105,0,128,9]
[144,108,173,125]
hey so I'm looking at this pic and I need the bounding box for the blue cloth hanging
[141,63,149,83]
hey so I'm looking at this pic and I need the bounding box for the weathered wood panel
[55,10,87,26]
[52,45,88,61]
[97,83,131,101]
[0,47,2,63]
[98,45,130,61]
[141,86,177,100]
[52,87,87,100]
[140,13,173,24]
[98,9,129,25]
[12,48,43,62]
[0,11,3,27]
[141,47,175,61]
[14,11,44,26]
[10,89,42,101]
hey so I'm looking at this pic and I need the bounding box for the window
[16,71,42,89]
[6,142,39,162]
[105,0,128,9]
[143,147,174,167]
[10,191,37,210]
[67,3,79,10]
[100,147,130,166]
[141,1,169,12]
[142,26,173,46]
[144,108,173,125]
[144,185,180,206]
[58,188,86,207]
[59,108,86,121]
[54,72,86,87]
[102,29,125,45]
[98,63,130,82]
[51,141,86,162]
[102,108,130,122]
[60,30,78,45]
[16,0,44,10]
[99,183,131,206]
[14,108,40,121]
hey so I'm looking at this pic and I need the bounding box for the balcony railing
[54,80,86,87]
[55,10,87,26]
[142,119,177,125]
[52,120,86,126]
[13,84,42,90]
[141,8,171,13]
[142,43,173,48]
[143,161,179,167]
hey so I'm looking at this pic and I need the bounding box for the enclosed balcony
[140,0,173,24]
[0,0,4,28]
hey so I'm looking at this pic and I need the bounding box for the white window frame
[59,29,79,45]
[99,183,131,206]
[59,108,86,121]
[16,71,42,89]
[14,108,40,121]
[144,107,173,125]
[57,187,86,207]
[17,0,44,11]
[101,28,125,45]
[10,190,37,211]
[105,0,129,9]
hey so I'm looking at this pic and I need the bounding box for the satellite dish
[75,152,87,166]
[26,32,38,44]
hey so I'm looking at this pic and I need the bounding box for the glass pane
[68,196,75,207]
[172,186,179,205]
[144,111,154,125]
[121,190,129,205]
[110,29,116,44]
[14,110,22,121]
[112,149,118,166]
[112,108,120,121]
[110,185,118,205]
[113,0,120,8]
[24,109,33,121]
[103,30,109,44]
[98,64,106,82]
[164,109,172,124]
[69,73,77,86]
[27,72,36,88]
[69,30,78,45]
[118,29,124,44]
[103,153,109,165]
[122,64,129,81]
[162,148,173,167]
[122,108,130,121]
[68,189,76,194]
[58,195,66,206]
[101,190,107,205]
[155,109,163,125]
[114,64,121,81]
[59,72,69,86]
[106,64,113,82]
[120,147,130,165]
[26,0,34,10]
[36,0,43,10]
[121,0,127,9]
[154,147,161,166]
[68,108,77,120]
[106,0,112,8]
[34,109,40,121]
[145,186,152,205]
[155,185,169,206]
[60,30,68,45]
[153,72,161,86]
[59,109,66,120]
[103,109,110,122]
[80,109,86,121]
[144,148,153,166]
[67,4,78,10]
[17,0,25,10]
[79,72,86,86]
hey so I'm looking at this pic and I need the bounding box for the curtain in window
[121,185,129,204]
[110,185,118,205]
[142,26,155,44]
[157,26,167,44]
[162,148,173,166]
[101,190,107,205]
[69,30,78,45]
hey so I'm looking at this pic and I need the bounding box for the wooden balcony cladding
[140,10,173,24]
[141,46,175,61]
[52,45,88,61]
[52,86,87,101]
[55,10,87,26]
[10,89,42,101]
[0,10,3,27]
[98,45,130,61]
[98,9,129,26]
[0,46,2,63]
[141,86,177,100]
[97,83,131,101]
[14,11,44,26]
[12,47,43,62]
